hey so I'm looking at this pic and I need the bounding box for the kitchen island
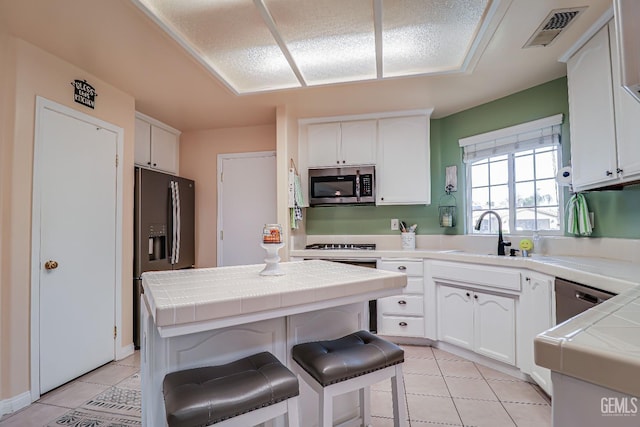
[140,260,407,426]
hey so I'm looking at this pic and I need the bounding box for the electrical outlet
[391,218,399,231]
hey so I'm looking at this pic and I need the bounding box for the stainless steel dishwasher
[555,278,617,324]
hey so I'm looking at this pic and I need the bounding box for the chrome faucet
[474,210,511,256]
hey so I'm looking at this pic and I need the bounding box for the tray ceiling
[133,0,503,94]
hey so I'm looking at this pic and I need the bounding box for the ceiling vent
[523,7,587,48]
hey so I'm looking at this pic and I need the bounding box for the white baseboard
[116,343,135,361]
[1,391,32,417]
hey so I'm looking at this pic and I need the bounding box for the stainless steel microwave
[308,166,375,206]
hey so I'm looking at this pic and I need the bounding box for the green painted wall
[306,77,640,238]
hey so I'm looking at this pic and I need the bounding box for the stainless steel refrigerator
[134,167,195,347]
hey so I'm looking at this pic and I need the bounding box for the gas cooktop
[305,243,376,250]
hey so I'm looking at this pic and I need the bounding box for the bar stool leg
[320,388,333,427]
[391,364,408,427]
[359,387,371,426]
[286,396,300,427]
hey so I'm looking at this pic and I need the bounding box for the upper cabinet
[377,115,430,205]
[301,110,432,206]
[564,13,640,191]
[307,120,376,167]
[135,112,181,175]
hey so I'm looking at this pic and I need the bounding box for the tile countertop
[141,260,407,328]
[293,248,640,397]
[292,248,640,294]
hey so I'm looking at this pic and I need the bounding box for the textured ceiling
[0,0,612,131]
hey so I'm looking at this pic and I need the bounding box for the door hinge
[220,230,223,240]
[115,154,119,167]
[114,326,117,339]
[220,172,223,182]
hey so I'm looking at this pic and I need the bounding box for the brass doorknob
[44,260,59,270]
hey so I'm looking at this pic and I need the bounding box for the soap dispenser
[532,230,543,255]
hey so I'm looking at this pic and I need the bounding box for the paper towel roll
[556,166,572,186]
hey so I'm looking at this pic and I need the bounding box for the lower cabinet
[437,284,516,366]
[519,272,553,395]
[377,259,425,337]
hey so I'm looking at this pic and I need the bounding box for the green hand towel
[567,193,592,236]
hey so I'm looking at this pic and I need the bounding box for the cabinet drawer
[431,260,521,292]
[378,316,425,337]
[405,277,424,294]
[378,260,423,276]
[378,295,424,316]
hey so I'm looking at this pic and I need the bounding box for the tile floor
[372,345,551,427]
[0,345,551,426]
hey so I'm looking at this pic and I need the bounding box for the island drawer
[378,295,424,316]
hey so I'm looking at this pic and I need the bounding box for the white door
[38,106,117,394]
[218,152,276,266]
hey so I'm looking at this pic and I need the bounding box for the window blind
[459,114,563,163]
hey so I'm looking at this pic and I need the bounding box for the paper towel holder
[556,165,574,193]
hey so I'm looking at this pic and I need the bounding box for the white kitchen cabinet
[437,285,474,350]
[609,21,640,181]
[519,272,553,395]
[377,115,430,205]
[473,291,516,365]
[307,120,376,168]
[377,259,425,337]
[437,284,516,365]
[566,19,640,190]
[135,113,180,174]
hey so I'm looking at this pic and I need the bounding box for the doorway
[217,151,276,266]
[30,97,123,398]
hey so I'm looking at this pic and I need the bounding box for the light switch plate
[391,219,399,231]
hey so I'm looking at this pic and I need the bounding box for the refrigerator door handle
[175,181,181,264]
[170,181,178,265]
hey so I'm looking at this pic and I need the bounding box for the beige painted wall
[179,124,276,268]
[0,36,135,399]
[0,29,16,401]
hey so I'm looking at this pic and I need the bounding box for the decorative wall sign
[71,79,97,109]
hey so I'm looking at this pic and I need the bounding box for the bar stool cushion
[292,330,404,387]
[163,352,299,427]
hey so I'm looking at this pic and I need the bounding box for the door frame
[29,97,124,401]
[216,151,276,266]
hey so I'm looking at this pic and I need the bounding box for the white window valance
[459,114,563,163]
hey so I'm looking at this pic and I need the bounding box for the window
[459,115,563,235]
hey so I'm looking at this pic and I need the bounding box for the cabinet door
[307,122,341,167]
[521,272,553,395]
[437,285,473,350]
[377,116,430,205]
[134,118,151,167]
[609,22,640,180]
[340,120,376,165]
[474,292,516,365]
[150,125,179,174]
[567,26,618,190]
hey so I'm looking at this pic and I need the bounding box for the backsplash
[303,234,640,264]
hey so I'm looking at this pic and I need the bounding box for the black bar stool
[163,351,299,427]
[292,330,407,427]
